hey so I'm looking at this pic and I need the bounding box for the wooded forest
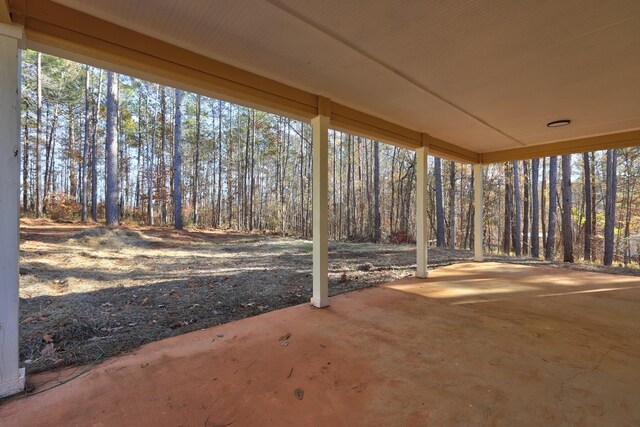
[19,51,640,266]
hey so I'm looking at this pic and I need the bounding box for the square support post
[416,146,428,278]
[473,163,484,262]
[310,114,329,308]
[0,23,25,399]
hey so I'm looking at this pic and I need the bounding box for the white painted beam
[416,146,428,278]
[0,23,25,399]
[473,163,484,262]
[310,115,329,308]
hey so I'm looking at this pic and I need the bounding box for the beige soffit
[8,0,640,162]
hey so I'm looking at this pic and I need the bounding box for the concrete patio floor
[2,262,640,426]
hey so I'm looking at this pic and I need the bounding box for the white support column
[0,23,25,399]
[473,163,484,262]
[310,114,329,308]
[416,146,428,278]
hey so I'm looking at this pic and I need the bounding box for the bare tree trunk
[193,94,201,226]
[242,110,251,229]
[604,149,617,266]
[68,107,77,198]
[346,135,352,238]
[434,157,445,246]
[249,110,256,231]
[583,152,592,261]
[22,109,30,212]
[622,150,633,265]
[522,160,529,255]
[512,161,522,256]
[503,163,512,254]
[173,89,184,230]
[389,147,396,234]
[464,168,473,249]
[449,161,456,249]
[105,71,119,226]
[590,152,597,260]
[545,156,558,260]
[43,104,59,207]
[81,65,90,222]
[159,87,167,224]
[147,87,157,226]
[531,158,540,258]
[541,158,547,248]
[91,70,103,222]
[331,130,337,238]
[373,140,381,242]
[561,154,574,262]
[35,52,43,218]
[216,101,224,228]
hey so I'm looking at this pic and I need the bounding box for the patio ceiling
[7,0,640,162]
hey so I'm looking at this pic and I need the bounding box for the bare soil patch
[20,220,419,373]
[19,219,639,374]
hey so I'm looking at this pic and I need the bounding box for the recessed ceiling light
[547,119,571,128]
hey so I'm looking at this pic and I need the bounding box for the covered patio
[1,0,640,422]
[2,262,640,425]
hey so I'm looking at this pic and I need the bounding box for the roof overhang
[7,0,640,163]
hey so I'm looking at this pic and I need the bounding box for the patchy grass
[19,219,640,374]
[19,220,421,373]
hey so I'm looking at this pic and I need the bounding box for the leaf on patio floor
[279,332,291,342]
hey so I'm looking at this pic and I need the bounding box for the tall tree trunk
[531,158,540,258]
[105,71,119,226]
[242,110,251,229]
[464,168,474,249]
[147,87,157,226]
[22,109,30,212]
[35,52,43,218]
[159,87,167,224]
[561,154,574,262]
[332,130,337,238]
[249,110,256,231]
[541,157,547,248]
[583,152,592,261]
[389,147,396,234]
[68,108,77,198]
[346,135,352,238]
[503,162,512,254]
[81,65,90,221]
[522,160,529,255]
[512,161,522,256]
[135,90,143,211]
[193,94,201,226]
[216,100,223,228]
[623,150,633,265]
[174,89,184,229]
[449,161,456,249]
[373,141,381,242]
[545,156,558,260]
[590,152,597,260]
[91,70,103,222]
[434,157,445,246]
[43,104,59,206]
[603,149,617,266]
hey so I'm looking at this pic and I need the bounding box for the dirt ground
[18,219,640,374]
[17,219,421,373]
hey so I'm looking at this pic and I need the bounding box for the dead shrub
[46,192,81,221]
[388,230,415,244]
